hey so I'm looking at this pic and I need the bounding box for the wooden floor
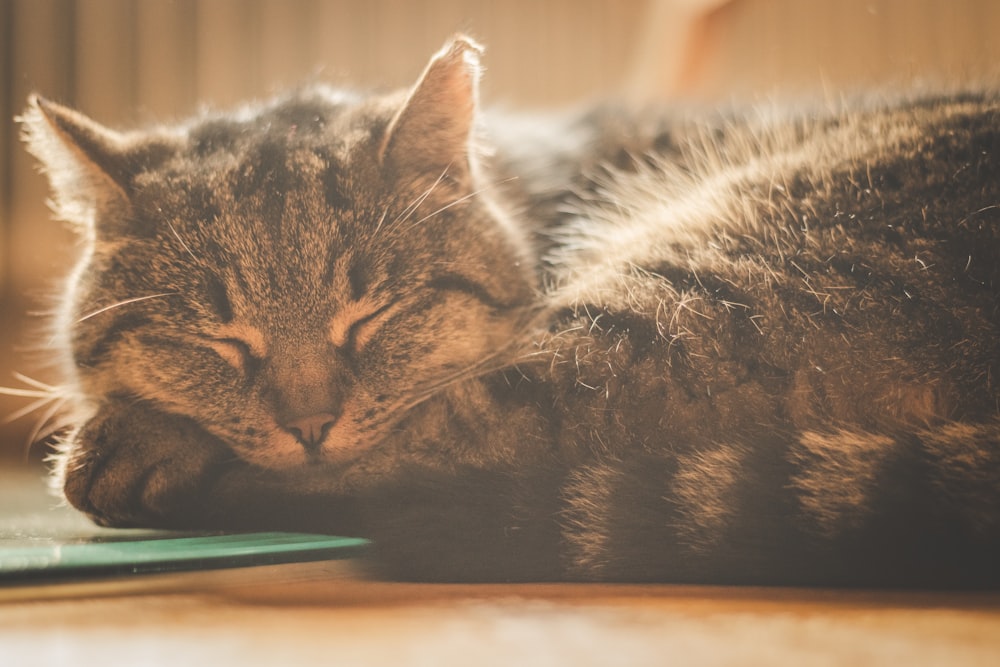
[2,465,999,666]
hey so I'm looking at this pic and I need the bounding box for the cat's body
[20,37,1000,585]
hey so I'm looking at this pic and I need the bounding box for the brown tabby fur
[17,36,1000,584]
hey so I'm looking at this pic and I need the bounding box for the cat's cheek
[321,419,380,461]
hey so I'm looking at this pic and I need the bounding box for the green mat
[0,532,370,582]
[0,467,369,584]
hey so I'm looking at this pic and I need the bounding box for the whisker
[397,355,517,416]
[0,386,52,398]
[11,372,58,392]
[0,372,68,458]
[76,292,179,323]
[408,176,519,229]
[167,220,200,264]
[393,305,551,414]
[372,207,390,236]
[23,398,69,460]
[4,396,56,423]
[389,164,452,230]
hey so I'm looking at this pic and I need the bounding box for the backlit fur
[17,37,1000,585]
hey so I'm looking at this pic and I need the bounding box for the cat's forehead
[153,92,390,238]
[187,88,375,155]
[133,87,465,315]
[167,100,405,317]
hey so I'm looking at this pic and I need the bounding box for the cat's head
[21,36,538,469]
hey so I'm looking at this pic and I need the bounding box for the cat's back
[496,91,1000,584]
[546,90,1000,285]
[524,90,1000,451]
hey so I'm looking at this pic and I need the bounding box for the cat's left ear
[19,96,174,231]
[379,35,484,181]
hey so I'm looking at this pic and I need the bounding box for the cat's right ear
[19,96,168,232]
[378,35,484,182]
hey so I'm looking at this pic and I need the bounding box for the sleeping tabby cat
[19,36,1000,585]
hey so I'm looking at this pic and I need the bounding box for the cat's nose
[285,412,338,450]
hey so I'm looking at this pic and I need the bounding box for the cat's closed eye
[206,325,267,373]
[330,302,398,354]
[209,338,256,372]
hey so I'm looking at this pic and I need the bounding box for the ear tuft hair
[19,95,134,230]
[19,96,181,234]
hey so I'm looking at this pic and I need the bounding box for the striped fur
[18,36,1000,585]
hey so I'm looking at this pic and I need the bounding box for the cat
[17,35,1000,585]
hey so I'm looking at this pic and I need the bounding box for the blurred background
[1,0,999,460]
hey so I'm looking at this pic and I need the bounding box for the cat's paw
[60,401,231,529]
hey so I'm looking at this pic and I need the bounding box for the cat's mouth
[235,416,380,470]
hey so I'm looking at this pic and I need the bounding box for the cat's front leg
[58,398,362,534]
[58,399,242,529]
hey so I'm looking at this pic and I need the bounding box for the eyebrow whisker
[167,220,200,264]
[409,176,518,229]
[76,292,179,323]
[389,163,452,230]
